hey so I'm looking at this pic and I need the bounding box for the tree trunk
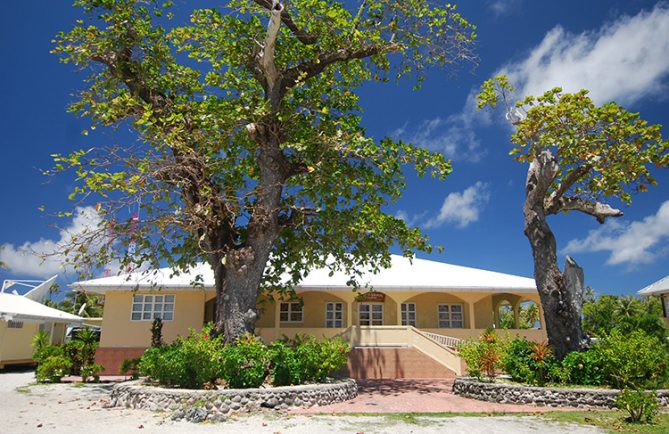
[524,154,586,360]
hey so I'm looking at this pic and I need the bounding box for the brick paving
[295,379,562,414]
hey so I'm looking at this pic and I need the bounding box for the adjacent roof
[0,293,84,324]
[72,255,537,294]
[637,274,669,296]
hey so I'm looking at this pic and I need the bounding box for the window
[437,304,463,328]
[325,302,344,328]
[7,320,24,329]
[131,294,175,321]
[280,302,303,323]
[401,303,416,326]
[359,303,383,326]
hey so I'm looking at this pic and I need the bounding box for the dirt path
[0,370,605,434]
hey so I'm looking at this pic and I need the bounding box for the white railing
[422,331,462,350]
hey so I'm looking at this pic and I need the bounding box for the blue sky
[1,0,668,296]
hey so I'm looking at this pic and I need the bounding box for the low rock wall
[453,377,669,409]
[110,379,357,422]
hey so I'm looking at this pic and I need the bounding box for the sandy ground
[0,370,606,434]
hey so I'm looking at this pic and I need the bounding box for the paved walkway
[296,379,560,414]
[0,371,604,434]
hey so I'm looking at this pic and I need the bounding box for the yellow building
[0,292,84,368]
[73,255,547,378]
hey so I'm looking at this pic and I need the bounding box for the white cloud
[487,0,522,17]
[424,182,490,229]
[563,200,669,266]
[500,4,669,105]
[0,206,103,278]
[392,93,490,162]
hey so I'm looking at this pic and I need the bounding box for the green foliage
[616,388,659,424]
[221,334,269,389]
[501,338,555,386]
[150,318,164,348]
[139,326,225,389]
[120,357,141,379]
[80,363,104,383]
[583,295,669,348]
[32,330,57,363]
[560,350,605,386]
[457,330,503,380]
[596,329,668,389]
[269,334,350,385]
[49,0,477,335]
[36,356,73,383]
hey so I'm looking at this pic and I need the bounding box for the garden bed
[110,378,358,422]
[453,377,669,409]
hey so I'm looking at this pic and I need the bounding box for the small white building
[637,274,669,326]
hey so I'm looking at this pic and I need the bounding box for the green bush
[221,334,269,388]
[560,349,605,386]
[500,338,555,386]
[457,330,503,380]
[268,340,302,386]
[616,388,659,424]
[120,357,141,379]
[139,326,225,389]
[596,329,668,389]
[36,356,72,382]
[80,363,104,382]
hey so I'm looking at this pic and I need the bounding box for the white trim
[130,293,175,322]
[325,302,344,328]
[279,302,303,323]
[437,303,464,328]
[359,302,383,326]
[401,302,416,326]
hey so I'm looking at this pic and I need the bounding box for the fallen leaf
[37,423,43,428]
[138,424,144,429]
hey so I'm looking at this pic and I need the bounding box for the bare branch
[260,0,284,95]
[251,0,318,45]
[549,196,623,223]
[544,163,592,214]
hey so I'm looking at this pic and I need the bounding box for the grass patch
[70,382,86,388]
[15,385,32,394]
[542,410,669,434]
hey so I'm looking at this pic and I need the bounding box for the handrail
[421,331,462,350]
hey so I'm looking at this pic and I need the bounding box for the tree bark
[523,152,586,360]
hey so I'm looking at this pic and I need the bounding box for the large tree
[477,76,669,359]
[51,0,476,341]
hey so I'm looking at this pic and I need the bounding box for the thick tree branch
[544,163,592,214]
[281,43,401,92]
[551,196,623,223]
[252,0,318,45]
[260,0,283,97]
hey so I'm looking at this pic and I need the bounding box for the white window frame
[279,302,303,323]
[131,294,175,321]
[401,302,416,326]
[325,302,344,328]
[359,303,383,326]
[437,303,464,328]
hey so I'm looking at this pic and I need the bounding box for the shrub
[221,334,269,388]
[120,357,141,379]
[80,363,104,383]
[616,388,659,424]
[268,341,302,386]
[596,329,668,389]
[457,330,503,380]
[501,338,555,386]
[36,356,72,382]
[560,349,605,386]
[31,330,51,361]
[139,326,225,389]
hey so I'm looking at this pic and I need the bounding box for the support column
[513,302,520,329]
[347,300,354,327]
[274,298,281,341]
[468,302,476,330]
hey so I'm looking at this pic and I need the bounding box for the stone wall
[453,377,669,409]
[110,379,358,422]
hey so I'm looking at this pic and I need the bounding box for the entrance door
[359,303,383,325]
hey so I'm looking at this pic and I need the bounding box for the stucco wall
[0,321,40,363]
[100,291,209,348]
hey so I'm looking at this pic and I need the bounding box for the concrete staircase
[347,347,457,379]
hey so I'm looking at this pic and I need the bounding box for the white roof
[637,275,669,296]
[0,293,84,324]
[72,255,537,294]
